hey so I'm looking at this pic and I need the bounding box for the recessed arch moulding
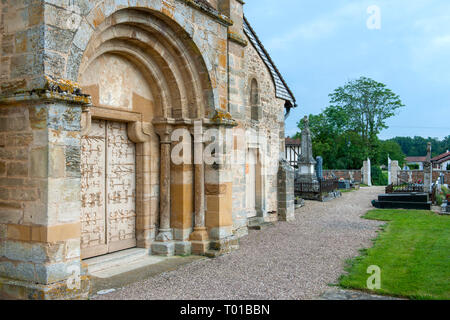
[73,4,233,254]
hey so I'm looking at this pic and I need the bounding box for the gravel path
[94,187,384,300]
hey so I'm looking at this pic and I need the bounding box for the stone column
[203,113,239,257]
[151,124,175,256]
[189,121,210,255]
[170,122,194,256]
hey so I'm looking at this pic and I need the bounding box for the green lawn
[339,209,450,300]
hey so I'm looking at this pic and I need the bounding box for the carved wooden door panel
[81,120,136,259]
[105,121,136,253]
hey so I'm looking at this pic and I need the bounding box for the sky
[244,0,450,140]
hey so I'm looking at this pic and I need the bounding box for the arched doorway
[77,8,214,258]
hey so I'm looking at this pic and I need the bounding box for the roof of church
[243,16,297,107]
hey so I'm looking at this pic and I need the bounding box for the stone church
[0,0,296,299]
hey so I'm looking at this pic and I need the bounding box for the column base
[0,276,90,300]
[174,241,192,256]
[189,227,210,255]
[151,241,175,257]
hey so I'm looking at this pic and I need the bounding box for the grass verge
[339,209,450,300]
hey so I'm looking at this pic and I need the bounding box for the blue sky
[244,0,450,140]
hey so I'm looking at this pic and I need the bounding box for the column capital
[153,122,174,144]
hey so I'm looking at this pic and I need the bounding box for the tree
[375,140,406,167]
[294,77,405,169]
[329,77,404,157]
[390,136,450,157]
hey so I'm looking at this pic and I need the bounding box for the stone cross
[296,116,317,183]
[423,142,433,192]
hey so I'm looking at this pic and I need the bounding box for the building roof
[285,138,301,146]
[405,156,427,163]
[431,151,450,163]
[243,16,297,107]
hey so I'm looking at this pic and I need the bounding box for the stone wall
[229,25,287,236]
[323,170,362,182]
[0,0,231,114]
[397,170,450,184]
[0,93,90,299]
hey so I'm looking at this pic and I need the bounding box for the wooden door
[81,120,136,259]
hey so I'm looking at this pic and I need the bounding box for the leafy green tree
[371,165,388,186]
[390,136,450,157]
[375,140,406,167]
[329,77,404,155]
[294,77,405,169]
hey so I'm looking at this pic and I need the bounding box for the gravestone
[372,193,431,210]
[315,156,323,181]
[390,160,400,185]
[338,180,350,189]
[362,158,372,186]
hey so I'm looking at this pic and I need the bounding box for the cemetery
[294,117,341,202]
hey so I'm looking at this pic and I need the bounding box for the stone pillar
[278,160,295,222]
[203,114,239,256]
[189,121,210,255]
[362,158,372,186]
[171,122,194,256]
[390,160,400,186]
[151,124,175,256]
[0,81,91,300]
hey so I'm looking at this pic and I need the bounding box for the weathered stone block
[175,241,192,256]
[30,147,48,178]
[151,241,175,257]
[49,146,66,178]
[0,202,23,223]
[7,162,28,177]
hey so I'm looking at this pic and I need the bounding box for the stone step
[372,200,431,210]
[84,248,150,274]
[378,193,429,203]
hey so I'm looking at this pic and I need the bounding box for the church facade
[0,0,296,299]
